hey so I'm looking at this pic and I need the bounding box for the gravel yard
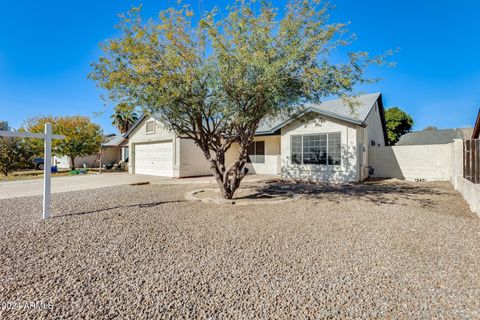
[1,179,479,319]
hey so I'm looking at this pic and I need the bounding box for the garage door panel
[134,142,173,177]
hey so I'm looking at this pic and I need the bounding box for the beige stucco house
[125,92,387,182]
[54,134,127,169]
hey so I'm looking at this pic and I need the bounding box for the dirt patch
[185,187,298,205]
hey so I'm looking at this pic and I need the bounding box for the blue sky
[1,0,479,133]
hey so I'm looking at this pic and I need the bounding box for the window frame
[247,140,265,164]
[290,132,342,166]
[145,120,156,134]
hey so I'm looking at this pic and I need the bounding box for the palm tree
[111,103,139,133]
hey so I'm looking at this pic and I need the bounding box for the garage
[133,141,173,177]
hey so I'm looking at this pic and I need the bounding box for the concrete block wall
[369,144,451,181]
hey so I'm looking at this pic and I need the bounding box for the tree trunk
[69,156,76,170]
[207,144,249,200]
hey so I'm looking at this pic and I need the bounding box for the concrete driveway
[0,173,169,199]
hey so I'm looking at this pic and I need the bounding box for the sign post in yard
[0,123,65,219]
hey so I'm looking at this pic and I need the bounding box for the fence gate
[464,139,480,183]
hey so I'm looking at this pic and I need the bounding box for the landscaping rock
[0,180,479,318]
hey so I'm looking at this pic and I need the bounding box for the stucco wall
[369,144,451,181]
[364,101,386,147]
[179,139,212,177]
[280,115,359,182]
[225,135,281,175]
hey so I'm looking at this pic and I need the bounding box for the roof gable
[256,93,383,135]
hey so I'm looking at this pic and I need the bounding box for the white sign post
[0,123,65,219]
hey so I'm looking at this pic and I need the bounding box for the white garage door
[134,142,173,177]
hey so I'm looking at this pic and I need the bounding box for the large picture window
[247,141,265,163]
[291,133,341,165]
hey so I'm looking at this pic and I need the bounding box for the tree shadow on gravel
[54,200,186,218]
[251,179,451,208]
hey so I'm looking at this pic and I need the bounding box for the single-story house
[54,134,128,169]
[396,128,473,146]
[125,92,387,182]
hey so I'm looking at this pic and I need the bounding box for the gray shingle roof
[126,92,383,138]
[256,92,381,134]
[102,134,127,147]
[396,128,473,146]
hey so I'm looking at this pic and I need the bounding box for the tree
[385,107,414,145]
[423,126,438,131]
[0,121,9,131]
[111,102,139,133]
[25,116,103,170]
[0,122,32,176]
[90,1,389,199]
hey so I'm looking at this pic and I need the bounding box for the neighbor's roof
[256,92,383,134]
[102,134,127,147]
[396,128,473,146]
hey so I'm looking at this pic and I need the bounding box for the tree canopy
[111,102,139,133]
[0,122,32,176]
[25,116,103,169]
[385,107,414,145]
[90,0,389,198]
[0,121,9,131]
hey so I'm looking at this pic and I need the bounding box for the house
[124,92,387,182]
[54,134,128,169]
[396,128,473,146]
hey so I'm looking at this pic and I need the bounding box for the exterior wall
[356,126,368,181]
[364,101,386,147]
[358,101,386,180]
[178,139,212,177]
[369,144,451,181]
[280,115,360,182]
[127,116,179,177]
[225,135,281,175]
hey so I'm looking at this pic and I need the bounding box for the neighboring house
[54,134,128,169]
[396,128,473,146]
[125,92,387,182]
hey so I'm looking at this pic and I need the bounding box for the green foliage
[0,121,9,131]
[0,124,33,176]
[90,0,389,198]
[111,103,139,133]
[25,116,104,169]
[385,107,414,145]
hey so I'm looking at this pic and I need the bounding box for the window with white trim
[145,121,155,134]
[247,141,265,163]
[291,133,341,165]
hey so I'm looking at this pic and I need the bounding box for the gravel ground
[0,180,479,319]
